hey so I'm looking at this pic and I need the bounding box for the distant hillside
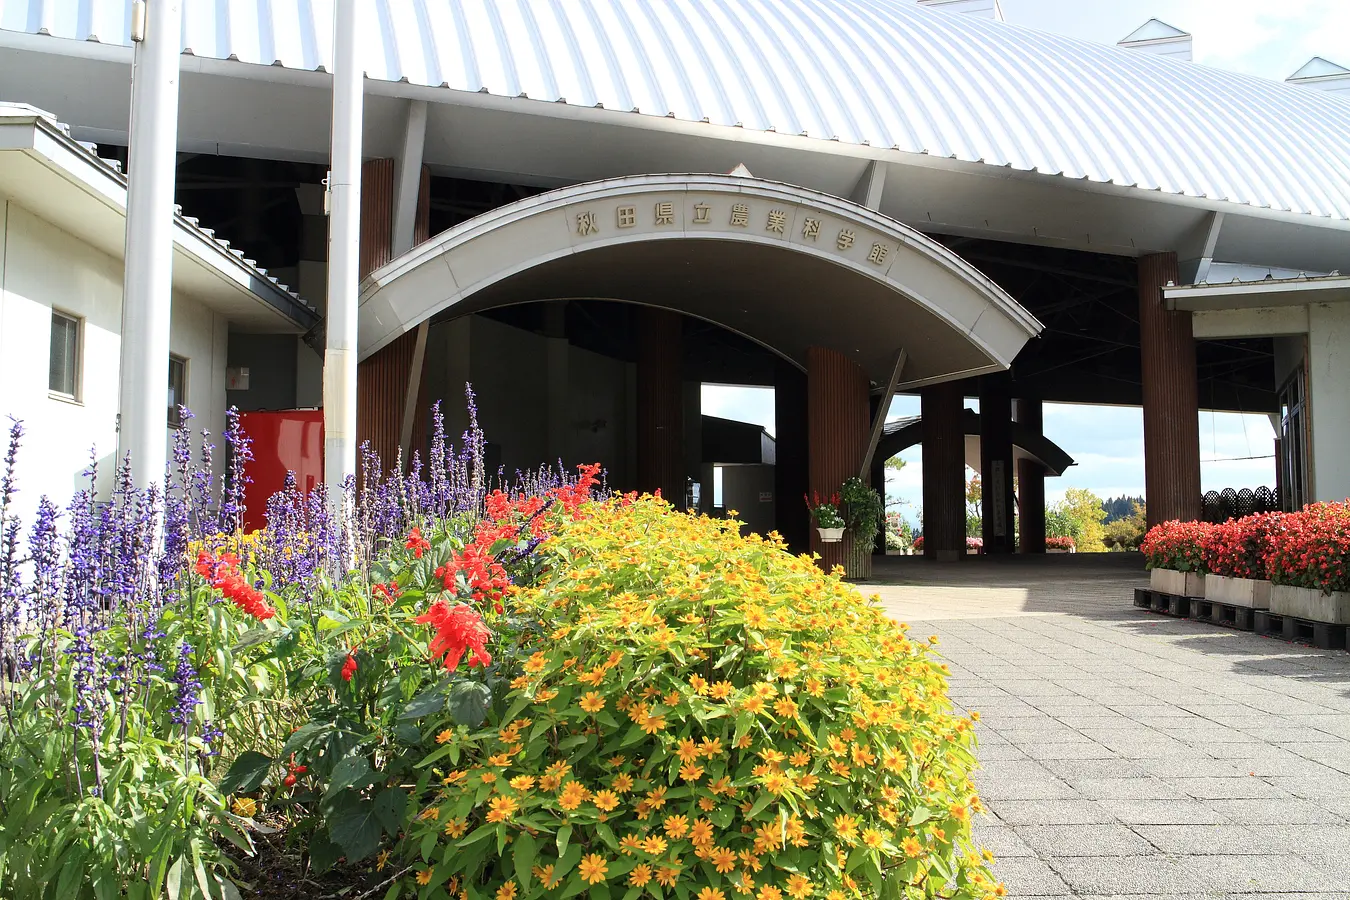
[1101,495,1144,523]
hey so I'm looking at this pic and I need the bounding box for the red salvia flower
[195,550,276,621]
[414,600,493,672]
[341,654,358,682]
[406,527,431,559]
[373,581,401,604]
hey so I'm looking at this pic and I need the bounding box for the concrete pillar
[636,308,684,505]
[1016,398,1047,554]
[774,359,810,553]
[922,382,965,562]
[807,347,871,574]
[979,374,1016,554]
[1139,252,1202,525]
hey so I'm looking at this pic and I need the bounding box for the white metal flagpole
[117,0,183,491]
[324,0,364,496]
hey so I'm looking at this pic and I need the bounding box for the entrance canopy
[360,174,1041,387]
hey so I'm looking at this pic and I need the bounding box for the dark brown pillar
[355,159,433,472]
[871,451,888,555]
[1139,252,1202,526]
[979,375,1016,554]
[1016,398,1046,554]
[922,382,966,562]
[807,347,871,573]
[636,308,685,505]
[774,359,810,554]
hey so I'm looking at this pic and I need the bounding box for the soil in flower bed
[227,822,382,899]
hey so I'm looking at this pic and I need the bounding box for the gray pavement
[867,554,1350,899]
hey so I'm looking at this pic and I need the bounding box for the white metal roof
[4,0,1350,220]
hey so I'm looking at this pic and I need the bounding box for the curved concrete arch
[359,174,1042,386]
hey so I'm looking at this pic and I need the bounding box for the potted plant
[1140,520,1210,597]
[806,491,846,542]
[1266,501,1350,625]
[1046,536,1076,554]
[1200,513,1279,608]
[965,536,983,556]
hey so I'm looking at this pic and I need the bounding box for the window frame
[167,354,188,428]
[48,309,83,403]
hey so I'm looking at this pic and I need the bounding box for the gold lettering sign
[576,211,598,236]
[766,210,787,234]
[801,217,821,241]
[655,202,675,226]
[868,242,890,265]
[837,229,856,251]
[693,202,712,224]
[730,203,750,227]
[616,206,637,229]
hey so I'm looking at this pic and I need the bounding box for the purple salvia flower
[219,407,252,534]
[170,641,202,729]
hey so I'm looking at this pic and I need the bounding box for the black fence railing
[1201,486,1280,524]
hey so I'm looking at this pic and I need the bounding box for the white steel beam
[392,99,427,257]
[116,0,183,492]
[324,0,363,494]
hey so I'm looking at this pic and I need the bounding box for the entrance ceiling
[360,174,1042,388]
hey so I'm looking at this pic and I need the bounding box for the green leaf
[327,756,376,795]
[907,806,932,827]
[513,831,538,888]
[231,626,283,652]
[373,787,408,834]
[218,751,273,795]
[447,681,493,728]
[329,799,382,862]
[400,685,447,721]
[309,832,345,873]
[557,824,573,858]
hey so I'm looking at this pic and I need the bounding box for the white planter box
[817,527,845,544]
[1048,549,1071,554]
[1271,585,1350,625]
[1151,568,1205,598]
[1204,575,1272,609]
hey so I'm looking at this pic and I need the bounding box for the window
[48,311,81,399]
[1278,366,1308,512]
[167,355,187,427]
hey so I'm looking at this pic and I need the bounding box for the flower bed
[0,393,1001,898]
[1140,520,1210,597]
[1045,536,1076,553]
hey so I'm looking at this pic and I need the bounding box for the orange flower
[578,854,609,885]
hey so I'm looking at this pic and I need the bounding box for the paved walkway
[866,555,1350,899]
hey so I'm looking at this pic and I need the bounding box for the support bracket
[859,348,908,479]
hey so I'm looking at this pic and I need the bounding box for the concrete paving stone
[1240,824,1350,854]
[986,856,1073,895]
[1239,725,1347,743]
[1048,856,1222,896]
[1129,824,1263,855]
[1127,756,1250,778]
[985,798,1117,826]
[1259,773,1350,799]
[1310,795,1350,819]
[1167,775,1294,800]
[1203,798,1343,825]
[1013,823,1156,856]
[1067,776,1191,801]
[1020,741,1118,761]
[972,743,1031,760]
[969,821,1037,858]
[1037,758,1152,780]
[974,776,1080,801]
[1095,798,1232,825]
[1188,853,1350,893]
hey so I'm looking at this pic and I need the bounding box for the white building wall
[1306,303,1350,503]
[0,199,227,521]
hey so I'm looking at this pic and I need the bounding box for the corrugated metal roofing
[4,0,1350,220]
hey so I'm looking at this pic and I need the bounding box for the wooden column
[774,359,810,554]
[636,308,685,505]
[355,160,432,472]
[807,347,871,575]
[979,374,1015,554]
[1016,398,1047,554]
[921,382,965,562]
[1139,252,1202,526]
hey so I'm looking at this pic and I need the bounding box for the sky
[701,1,1337,522]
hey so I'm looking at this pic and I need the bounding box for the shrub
[1045,536,1076,552]
[1265,502,1350,594]
[965,537,982,553]
[400,496,999,900]
[1140,520,1211,572]
[1199,513,1282,580]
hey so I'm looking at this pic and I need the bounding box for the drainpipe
[324,1,364,497]
[117,0,183,492]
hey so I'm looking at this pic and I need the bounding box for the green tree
[1049,487,1108,552]
[965,474,982,537]
[1103,500,1147,550]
